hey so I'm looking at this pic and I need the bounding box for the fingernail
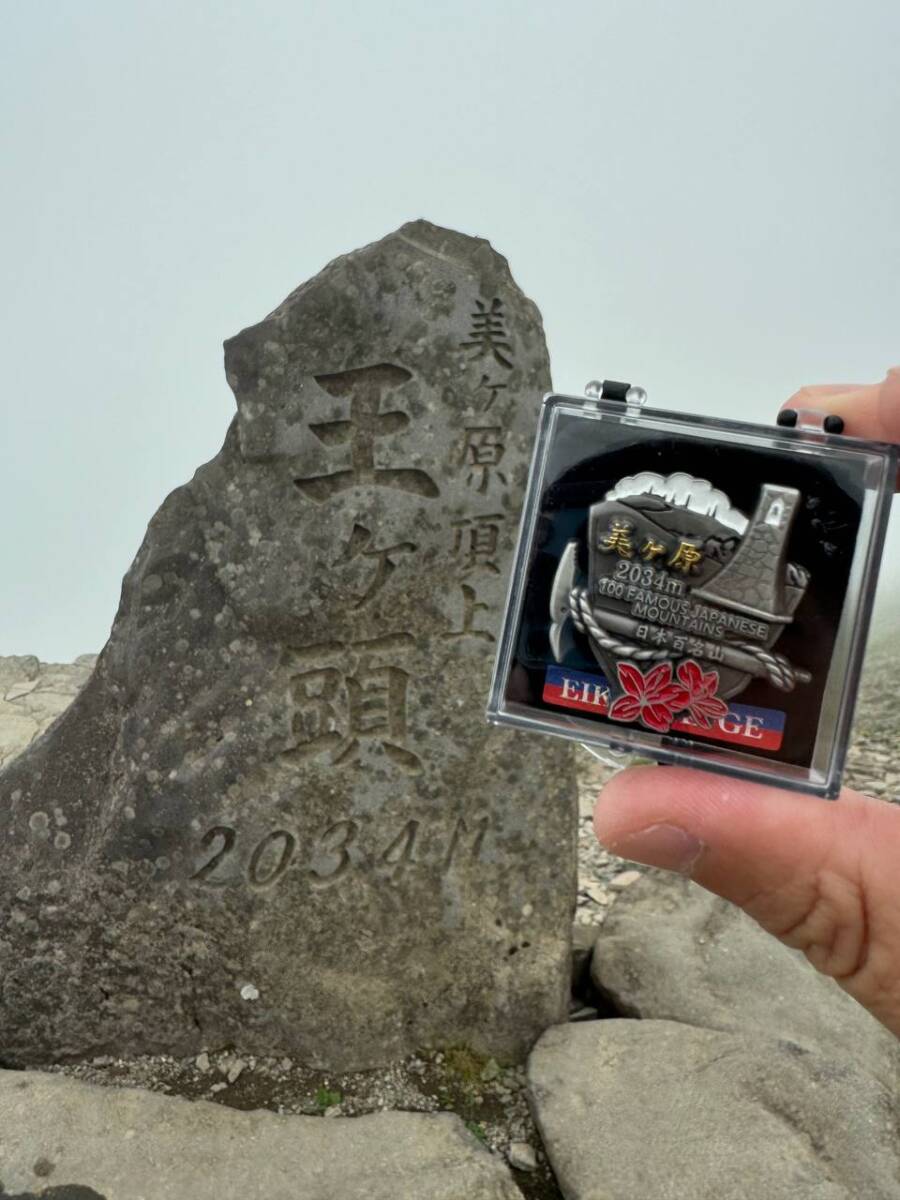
[601,823,705,876]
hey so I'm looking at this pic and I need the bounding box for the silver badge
[550,472,812,701]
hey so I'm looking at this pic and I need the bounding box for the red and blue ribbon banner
[543,665,785,751]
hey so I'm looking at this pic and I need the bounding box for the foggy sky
[2,0,898,661]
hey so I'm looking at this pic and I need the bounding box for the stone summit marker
[0,220,576,1069]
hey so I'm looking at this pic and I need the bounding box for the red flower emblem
[675,660,729,728]
[609,662,689,734]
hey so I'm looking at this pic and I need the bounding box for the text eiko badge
[487,381,896,797]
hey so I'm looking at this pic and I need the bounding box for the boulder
[0,1068,523,1200]
[590,870,900,1088]
[528,1020,900,1200]
[0,220,576,1068]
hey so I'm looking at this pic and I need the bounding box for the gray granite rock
[0,1069,524,1200]
[0,220,576,1068]
[528,1021,900,1200]
[590,870,900,1089]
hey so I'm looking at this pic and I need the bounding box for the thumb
[593,765,900,1038]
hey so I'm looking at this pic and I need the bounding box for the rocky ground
[841,638,900,799]
[1,637,898,1199]
[0,653,97,771]
[44,1046,553,1198]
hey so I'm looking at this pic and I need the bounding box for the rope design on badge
[730,641,799,691]
[569,588,671,663]
[569,587,801,690]
[786,561,810,589]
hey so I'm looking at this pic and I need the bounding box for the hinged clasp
[584,379,648,417]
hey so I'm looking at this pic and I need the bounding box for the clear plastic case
[487,387,897,798]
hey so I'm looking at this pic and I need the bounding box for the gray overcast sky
[2,0,898,661]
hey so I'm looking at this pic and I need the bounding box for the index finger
[779,368,900,465]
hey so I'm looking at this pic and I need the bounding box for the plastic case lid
[487,389,896,798]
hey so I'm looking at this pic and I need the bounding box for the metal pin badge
[487,378,896,798]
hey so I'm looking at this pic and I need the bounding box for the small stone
[580,882,608,906]
[195,1052,210,1073]
[480,1058,500,1082]
[568,1005,600,1023]
[5,681,39,702]
[323,1104,343,1118]
[609,870,642,890]
[240,983,260,1001]
[209,1082,227,1094]
[571,922,599,968]
[227,1058,246,1084]
[507,1142,537,1172]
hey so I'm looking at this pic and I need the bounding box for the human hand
[593,366,900,1037]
